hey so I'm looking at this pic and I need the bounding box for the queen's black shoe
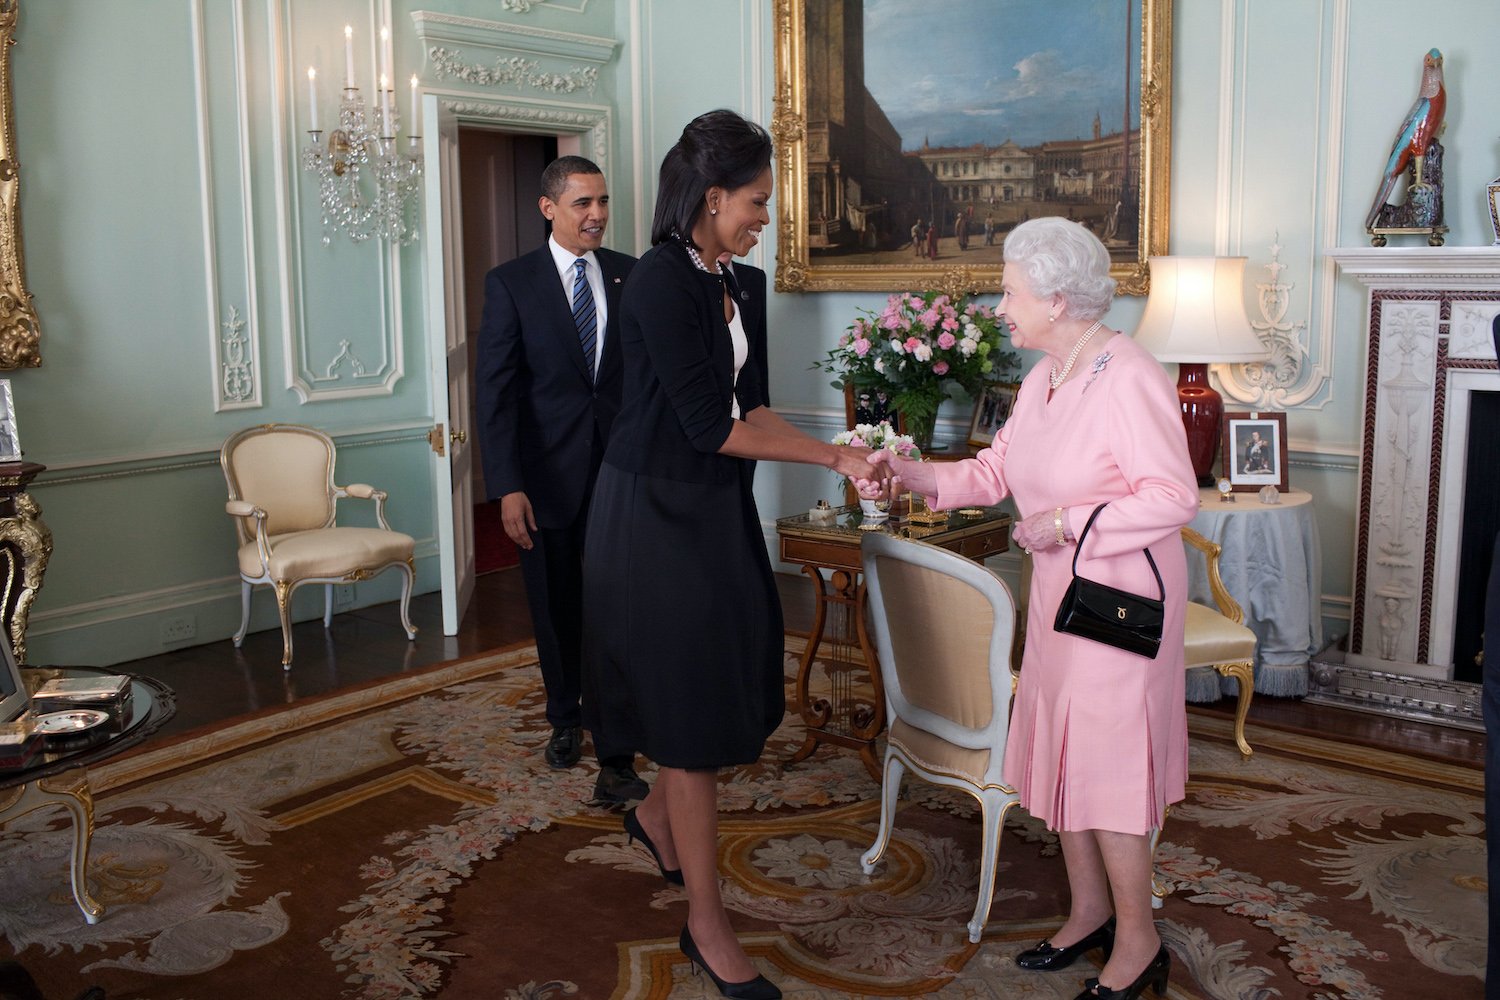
[1073,944,1171,999]
[679,926,781,1000]
[1015,917,1115,971]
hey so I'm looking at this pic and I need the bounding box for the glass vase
[905,411,936,453]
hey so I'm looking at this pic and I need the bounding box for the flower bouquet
[818,292,1020,450]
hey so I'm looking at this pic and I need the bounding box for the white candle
[343,25,354,89]
[409,75,418,134]
[379,26,392,89]
[307,67,318,131]
[379,73,390,133]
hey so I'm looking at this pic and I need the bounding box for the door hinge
[428,423,446,457]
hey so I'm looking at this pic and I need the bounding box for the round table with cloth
[1186,487,1323,700]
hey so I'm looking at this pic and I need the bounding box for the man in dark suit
[475,155,645,804]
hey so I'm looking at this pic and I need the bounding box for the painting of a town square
[773,0,1170,294]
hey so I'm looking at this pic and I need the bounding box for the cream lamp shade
[1133,256,1267,362]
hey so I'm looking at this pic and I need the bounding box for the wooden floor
[116,567,1486,765]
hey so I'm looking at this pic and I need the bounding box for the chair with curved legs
[858,531,1020,943]
[220,424,417,669]
[1181,526,1257,758]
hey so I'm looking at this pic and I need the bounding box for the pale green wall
[10,0,1498,666]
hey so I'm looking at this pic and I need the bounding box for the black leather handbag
[1053,502,1165,658]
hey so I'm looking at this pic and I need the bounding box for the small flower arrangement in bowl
[831,420,918,522]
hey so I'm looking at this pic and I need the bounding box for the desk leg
[785,564,884,780]
[0,770,105,924]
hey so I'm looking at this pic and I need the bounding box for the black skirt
[582,459,785,769]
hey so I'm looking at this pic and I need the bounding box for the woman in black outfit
[583,110,883,999]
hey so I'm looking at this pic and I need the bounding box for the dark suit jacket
[604,242,769,485]
[476,243,637,528]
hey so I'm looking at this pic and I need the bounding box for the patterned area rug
[0,643,1485,999]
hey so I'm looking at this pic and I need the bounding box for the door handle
[450,429,467,445]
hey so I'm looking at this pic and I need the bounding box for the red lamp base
[1175,363,1221,484]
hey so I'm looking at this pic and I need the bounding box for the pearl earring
[710,208,718,215]
[1049,314,1057,323]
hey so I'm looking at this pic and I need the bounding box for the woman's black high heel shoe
[1016,917,1115,971]
[679,926,781,1000]
[1073,944,1171,999]
[623,807,684,886]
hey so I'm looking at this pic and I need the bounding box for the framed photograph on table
[967,382,1018,447]
[1223,412,1288,492]
[842,382,903,433]
[0,379,19,463]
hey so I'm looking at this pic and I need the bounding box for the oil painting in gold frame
[771,0,1171,298]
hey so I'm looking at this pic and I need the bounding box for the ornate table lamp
[1133,257,1268,484]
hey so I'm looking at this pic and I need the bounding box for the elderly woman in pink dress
[864,217,1197,1000]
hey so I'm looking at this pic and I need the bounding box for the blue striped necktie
[572,258,597,381]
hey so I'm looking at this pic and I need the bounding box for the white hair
[1002,217,1116,321]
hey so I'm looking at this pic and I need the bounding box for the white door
[422,94,475,635]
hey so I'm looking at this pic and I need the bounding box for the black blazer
[605,242,769,485]
[476,243,637,527]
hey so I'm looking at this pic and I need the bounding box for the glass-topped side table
[0,668,176,923]
[775,503,1011,779]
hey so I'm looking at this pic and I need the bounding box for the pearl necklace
[683,241,721,275]
[1049,320,1104,390]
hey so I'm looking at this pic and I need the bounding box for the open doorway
[457,128,557,574]
[422,92,610,635]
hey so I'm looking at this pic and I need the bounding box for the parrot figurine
[1366,48,1445,231]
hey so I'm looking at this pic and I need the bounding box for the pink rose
[937,332,956,349]
[919,309,939,329]
[853,337,871,357]
[941,316,959,332]
[904,336,923,353]
[847,435,866,448]
[881,312,901,330]
[933,361,950,375]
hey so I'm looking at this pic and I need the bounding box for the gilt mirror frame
[0,0,40,370]
[771,0,1172,299]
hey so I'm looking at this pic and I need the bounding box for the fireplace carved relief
[1330,248,1500,686]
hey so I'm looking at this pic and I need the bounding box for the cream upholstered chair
[221,424,417,669]
[858,531,1020,944]
[1182,526,1257,758]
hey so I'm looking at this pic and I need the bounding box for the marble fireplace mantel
[1316,247,1500,727]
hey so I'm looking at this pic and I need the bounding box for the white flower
[873,357,885,373]
[959,336,978,357]
[889,338,905,354]
[913,343,933,362]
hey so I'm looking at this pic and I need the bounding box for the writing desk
[776,503,1011,779]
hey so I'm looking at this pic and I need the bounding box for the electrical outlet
[335,584,355,608]
[160,614,197,644]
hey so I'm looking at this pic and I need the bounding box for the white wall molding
[277,0,406,404]
[194,0,265,412]
[433,90,612,171]
[32,423,431,485]
[1214,0,1336,411]
[411,9,617,95]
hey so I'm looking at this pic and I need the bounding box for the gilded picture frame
[0,1,41,370]
[772,0,1172,298]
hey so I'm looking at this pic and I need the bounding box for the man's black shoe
[593,763,650,804]
[544,726,583,769]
